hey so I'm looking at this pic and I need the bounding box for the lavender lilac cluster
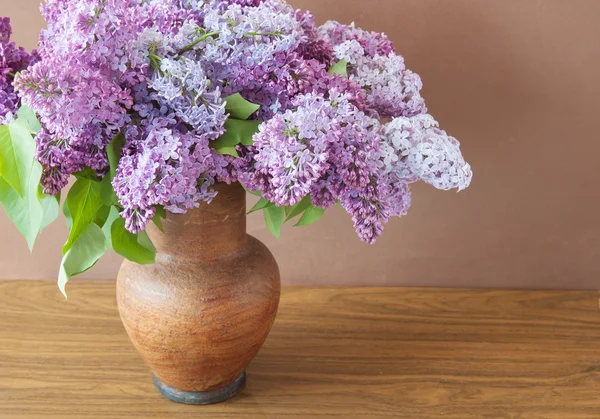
[11,0,472,243]
[0,18,38,125]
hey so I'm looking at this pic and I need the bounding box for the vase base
[152,372,246,405]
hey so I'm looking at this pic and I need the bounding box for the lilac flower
[0,17,38,122]
[112,118,221,232]
[319,21,426,118]
[13,0,472,242]
[0,17,11,43]
[245,88,393,243]
[120,207,157,235]
[318,21,395,58]
[16,61,133,139]
[250,96,331,206]
[149,57,226,136]
[382,114,473,191]
[0,112,15,126]
[383,174,412,218]
[330,40,426,118]
[294,11,333,66]
[215,0,266,7]
[201,1,301,67]
[34,128,109,195]
[339,180,390,245]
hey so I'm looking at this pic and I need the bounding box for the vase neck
[148,183,247,260]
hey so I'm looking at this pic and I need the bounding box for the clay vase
[116,182,281,405]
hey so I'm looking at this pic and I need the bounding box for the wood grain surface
[1,280,600,418]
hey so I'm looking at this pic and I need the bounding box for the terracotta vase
[116,182,281,404]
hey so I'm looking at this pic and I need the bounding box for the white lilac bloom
[383,114,473,191]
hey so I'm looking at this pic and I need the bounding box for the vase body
[116,182,281,404]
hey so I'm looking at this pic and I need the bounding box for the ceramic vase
[116,182,281,404]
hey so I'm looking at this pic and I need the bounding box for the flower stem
[177,31,219,55]
[246,31,283,39]
[247,31,277,37]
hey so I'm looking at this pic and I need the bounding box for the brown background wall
[1,0,599,289]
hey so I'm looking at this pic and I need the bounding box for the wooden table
[1,281,600,418]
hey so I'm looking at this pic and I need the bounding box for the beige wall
[1,0,599,289]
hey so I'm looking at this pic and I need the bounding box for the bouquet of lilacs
[0,0,472,295]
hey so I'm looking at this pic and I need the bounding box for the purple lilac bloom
[318,21,395,59]
[216,0,266,7]
[245,88,394,243]
[0,17,10,43]
[342,46,427,118]
[14,0,472,241]
[383,176,412,218]
[0,17,38,124]
[338,180,390,245]
[250,94,331,206]
[112,117,221,232]
[14,0,228,227]
[294,10,333,66]
[163,0,335,121]
[16,0,149,193]
[196,1,308,117]
[200,1,301,67]
[319,21,426,119]
[149,57,226,136]
[319,88,393,244]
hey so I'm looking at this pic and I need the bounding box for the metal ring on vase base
[152,372,247,405]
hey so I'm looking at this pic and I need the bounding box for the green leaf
[98,133,125,206]
[223,93,260,120]
[63,178,104,254]
[94,205,111,227]
[237,121,262,146]
[58,223,107,299]
[285,195,312,222]
[246,189,262,197]
[248,197,274,214]
[39,190,60,233]
[136,230,156,256]
[155,205,166,219]
[106,133,125,178]
[0,119,36,198]
[151,211,165,232]
[263,205,285,240]
[101,206,121,249]
[210,118,261,154]
[215,146,239,157]
[63,197,73,230]
[150,205,167,231]
[0,161,45,251]
[111,217,156,264]
[17,105,42,133]
[295,205,325,227]
[73,167,99,181]
[100,174,117,206]
[328,59,348,77]
[151,215,165,232]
